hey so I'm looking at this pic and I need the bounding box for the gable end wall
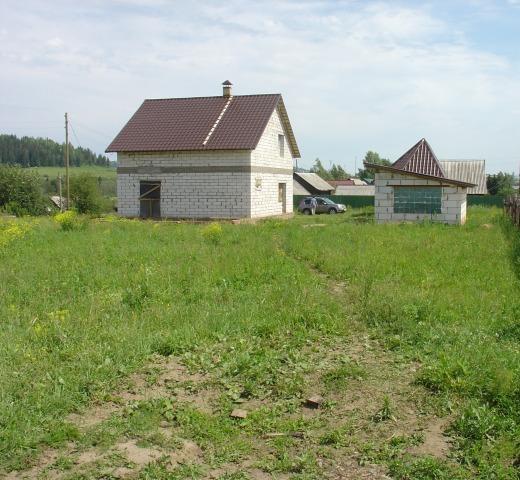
[250,108,294,218]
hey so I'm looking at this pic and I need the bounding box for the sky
[1,0,519,174]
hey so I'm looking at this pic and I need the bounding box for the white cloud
[0,0,519,171]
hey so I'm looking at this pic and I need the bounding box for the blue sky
[0,0,519,173]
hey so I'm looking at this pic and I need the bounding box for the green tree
[487,172,515,196]
[357,151,391,181]
[70,174,104,214]
[310,158,332,180]
[330,164,349,180]
[0,165,46,216]
[309,158,351,180]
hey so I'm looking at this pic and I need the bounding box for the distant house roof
[328,179,355,186]
[293,172,334,194]
[329,178,367,187]
[439,160,487,194]
[334,185,375,196]
[364,138,476,188]
[106,94,300,157]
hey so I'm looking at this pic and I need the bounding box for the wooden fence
[504,196,520,227]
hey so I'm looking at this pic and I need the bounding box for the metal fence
[293,195,505,209]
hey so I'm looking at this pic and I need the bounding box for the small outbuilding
[106,81,300,219]
[293,172,334,195]
[365,139,476,225]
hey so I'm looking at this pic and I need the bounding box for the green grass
[0,207,519,478]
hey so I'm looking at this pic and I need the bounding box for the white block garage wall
[374,171,468,225]
[250,108,294,218]
[117,150,252,218]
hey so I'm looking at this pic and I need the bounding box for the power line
[72,121,109,139]
[69,120,82,148]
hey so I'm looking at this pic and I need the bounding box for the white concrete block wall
[251,108,293,170]
[373,172,468,225]
[249,107,294,217]
[118,172,250,218]
[118,150,250,168]
[250,173,293,218]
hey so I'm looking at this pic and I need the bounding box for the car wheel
[303,209,311,215]
[328,208,337,214]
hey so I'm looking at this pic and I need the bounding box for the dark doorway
[139,181,161,218]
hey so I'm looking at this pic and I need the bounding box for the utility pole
[64,113,70,210]
[58,174,63,212]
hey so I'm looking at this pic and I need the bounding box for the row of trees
[305,151,390,181]
[486,172,516,196]
[0,134,110,167]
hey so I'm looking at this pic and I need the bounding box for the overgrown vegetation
[70,173,106,214]
[0,207,518,479]
[0,164,46,215]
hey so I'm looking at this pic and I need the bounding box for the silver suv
[298,197,347,215]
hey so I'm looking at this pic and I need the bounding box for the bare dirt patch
[409,418,451,459]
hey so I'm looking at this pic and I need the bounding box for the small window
[278,134,285,157]
[394,186,441,214]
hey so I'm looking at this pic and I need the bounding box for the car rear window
[304,199,311,205]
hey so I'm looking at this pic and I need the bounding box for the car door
[316,198,327,214]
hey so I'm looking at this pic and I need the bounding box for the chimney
[222,80,233,98]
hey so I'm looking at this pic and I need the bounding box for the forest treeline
[0,134,110,167]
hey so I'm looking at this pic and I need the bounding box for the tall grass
[283,207,520,476]
[0,207,518,477]
[0,217,344,470]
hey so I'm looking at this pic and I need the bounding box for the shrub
[202,222,223,244]
[69,174,103,214]
[53,210,83,231]
[0,165,46,216]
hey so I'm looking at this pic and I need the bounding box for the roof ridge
[144,93,281,102]
[202,96,233,146]
[392,138,445,178]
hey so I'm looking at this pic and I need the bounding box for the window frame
[393,186,442,215]
[278,134,285,157]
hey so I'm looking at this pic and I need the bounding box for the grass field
[29,166,117,178]
[0,207,518,479]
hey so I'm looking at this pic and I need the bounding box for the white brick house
[365,139,476,225]
[106,81,300,219]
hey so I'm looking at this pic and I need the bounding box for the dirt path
[4,253,454,479]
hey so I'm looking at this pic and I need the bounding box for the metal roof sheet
[106,94,300,157]
[392,138,445,177]
[293,180,311,195]
[294,172,334,192]
[439,160,487,194]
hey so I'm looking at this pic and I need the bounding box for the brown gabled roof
[106,94,300,157]
[392,138,446,177]
[364,138,477,188]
